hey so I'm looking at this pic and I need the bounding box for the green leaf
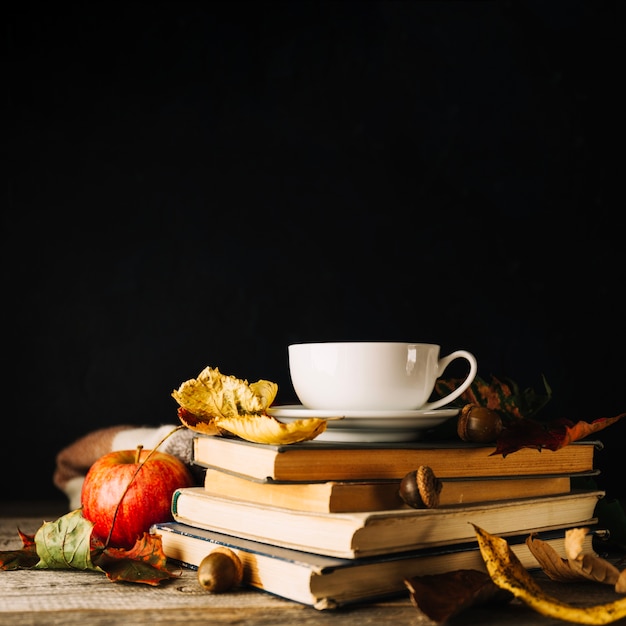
[34,509,102,572]
[2,511,178,585]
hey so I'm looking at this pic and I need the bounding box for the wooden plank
[1,511,624,626]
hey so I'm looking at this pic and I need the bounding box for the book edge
[173,486,605,520]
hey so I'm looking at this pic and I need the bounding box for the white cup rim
[289,341,440,347]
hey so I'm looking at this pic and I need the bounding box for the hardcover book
[201,466,597,513]
[152,521,597,610]
[192,436,599,482]
[171,486,604,558]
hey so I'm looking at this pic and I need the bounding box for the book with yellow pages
[152,521,598,610]
[171,486,604,559]
[192,436,600,482]
[202,466,599,513]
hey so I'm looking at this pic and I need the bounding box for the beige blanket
[53,425,198,510]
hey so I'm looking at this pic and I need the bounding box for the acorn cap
[416,465,442,509]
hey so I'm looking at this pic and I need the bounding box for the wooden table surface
[2,502,625,626]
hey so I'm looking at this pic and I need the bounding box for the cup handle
[420,350,478,411]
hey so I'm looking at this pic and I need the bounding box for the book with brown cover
[171,486,604,558]
[201,466,598,513]
[192,436,600,482]
[152,520,598,610]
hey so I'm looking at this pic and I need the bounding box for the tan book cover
[202,466,589,513]
[171,486,604,559]
[193,436,599,482]
[153,521,597,610]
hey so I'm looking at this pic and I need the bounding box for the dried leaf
[559,415,626,447]
[177,407,221,436]
[0,529,40,569]
[172,366,327,444]
[172,366,278,422]
[214,414,327,444]
[565,527,590,558]
[404,569,512,622]
[0,510,177,586]
[474,524,626,624]
[526,532,587,582]
[248,379,278,409]
[34,509,101,572]
[564,528,622,587]
[439,375,625,458]
[492,413,626,457]
[94,532,178,585]
[526,528,623,589]
[436,374,552,419]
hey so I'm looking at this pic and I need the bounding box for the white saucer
[312,428,427,443]
[267,405,458,441]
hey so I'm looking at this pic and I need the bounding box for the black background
[5,1,624,504]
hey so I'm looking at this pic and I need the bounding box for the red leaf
[492,412,626,457]
[17,529,36,548]
[405,569,513,622]
[93,532,179,585]
[0,529,39,570]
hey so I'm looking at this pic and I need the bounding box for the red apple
[81,447,195,548]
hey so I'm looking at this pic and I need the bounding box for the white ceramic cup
[288,342,477,411]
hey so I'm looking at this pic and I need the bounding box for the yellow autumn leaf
[171,366,328,444]
[249,379,278,409]
[172,366,277,419]
[215,414,327,444]
[473,524,626,625]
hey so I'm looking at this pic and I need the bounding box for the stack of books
[152,435,604,610]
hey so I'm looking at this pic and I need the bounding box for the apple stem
[103,426,187,549]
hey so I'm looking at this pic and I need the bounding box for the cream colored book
[202,466,586,513]
[153,521,598,610]
[171,486,604,559]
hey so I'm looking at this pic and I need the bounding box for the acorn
[399,465,442,509]
[457,404,503,443]
[197,547,244,593]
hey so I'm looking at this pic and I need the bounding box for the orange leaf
[492,412,626,457]
[559,414,626,447]
[93,532,179,585]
